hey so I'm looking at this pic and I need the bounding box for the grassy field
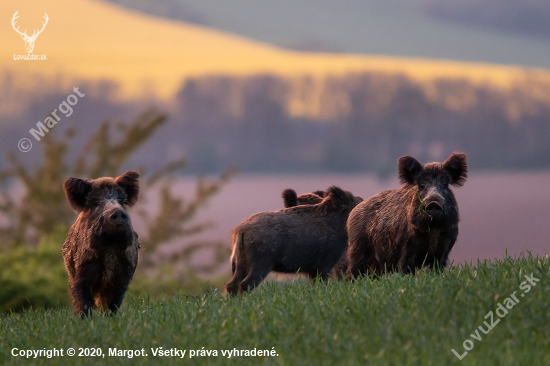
[1,255,549,366]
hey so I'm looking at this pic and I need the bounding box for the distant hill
[105,0,550,69]
[2,0,550,104]
[101,0,207,25]
[423,0,550,40]
[2,0,550,175]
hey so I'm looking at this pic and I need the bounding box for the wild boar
[62,171,140,317]
[225,186,361,295]
[345,153,468,278]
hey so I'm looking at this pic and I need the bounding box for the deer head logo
[11,11,49,54]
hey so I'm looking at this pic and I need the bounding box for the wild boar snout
[423,188,445,216]
[102,200,130,231]
[425,201,443,216]
[109,209,128,226]
[421,186,445,216]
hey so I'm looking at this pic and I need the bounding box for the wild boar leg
[397,242,417,275]
[72,281,95,318]
[225,264,249,296]
[432,232,456,270]
[107,279,131,314]
[346,252,376,279]
[239,265,271,293]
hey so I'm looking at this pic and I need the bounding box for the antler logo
[11,11,49,54]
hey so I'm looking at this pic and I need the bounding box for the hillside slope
[1,256,549,365]
[2,0,550,101]
[163,0,550,68]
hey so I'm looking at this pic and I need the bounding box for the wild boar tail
[229,230,244,272]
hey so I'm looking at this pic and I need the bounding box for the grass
[1,255,549,365]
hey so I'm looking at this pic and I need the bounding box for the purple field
[154,171,550,270]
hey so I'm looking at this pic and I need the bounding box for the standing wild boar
[225,186,362,295]
[345,153,467,278]
[282,188,325,208]
[62,171,140,317]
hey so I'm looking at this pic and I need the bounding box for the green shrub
[0,229,69,313]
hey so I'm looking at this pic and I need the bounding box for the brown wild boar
[282,188,325,208]
[281,188,358,280]
[345,153,468,278]
[62,171,140,317]
[225,186,362,295]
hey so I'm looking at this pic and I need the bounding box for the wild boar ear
[326,186,351,208]
[115,170,140,207]
[282,189,298,208]
[443,153,468,187]
[63,177,92,212]
[313,190,326,198]
[398,156,423,185]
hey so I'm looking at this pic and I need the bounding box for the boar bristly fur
[62,171,140,317]
[226,186,361,295]
[345,153,468,278]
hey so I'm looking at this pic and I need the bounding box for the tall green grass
[1,255,549,365]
